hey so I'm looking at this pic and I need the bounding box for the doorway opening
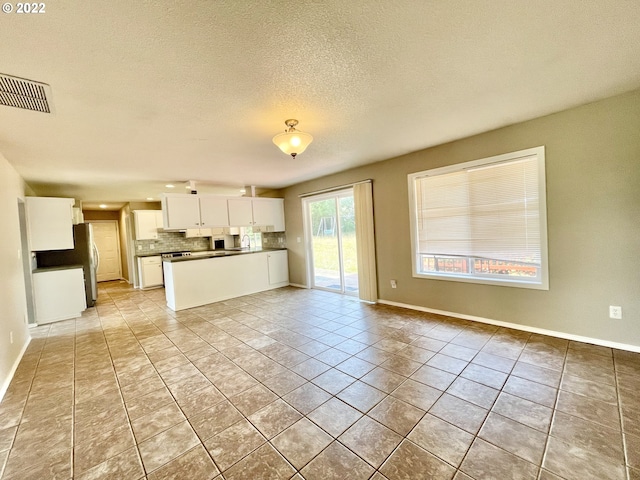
[304,189,358,296]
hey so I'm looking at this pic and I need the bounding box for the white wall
[0,153,31,400]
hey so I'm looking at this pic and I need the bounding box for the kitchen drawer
[141,256,162,265]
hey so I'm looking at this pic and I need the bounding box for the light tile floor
[0,281,639,479]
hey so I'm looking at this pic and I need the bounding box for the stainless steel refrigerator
[35,223,98,307]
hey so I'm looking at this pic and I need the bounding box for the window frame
[407,146,549,290]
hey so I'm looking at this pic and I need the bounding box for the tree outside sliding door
[338,195,358,293]
[305,190,358,295]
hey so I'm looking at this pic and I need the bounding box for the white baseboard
[378,299,640,353]
[0,335,32,403]
[288,283,309,289]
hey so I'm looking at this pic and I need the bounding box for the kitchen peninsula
[162,248,288,311]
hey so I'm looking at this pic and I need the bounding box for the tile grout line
[4,283,638,480]
[0,328,45,480]
[110,288,277,477]
[218,311,549,478]
[536,339,569,480]
[98,288,157,479]
[178,294,393,477]
[71,317,77,480]
[4,325,49,480]
[450,329,526,480]
[613,353,631,480]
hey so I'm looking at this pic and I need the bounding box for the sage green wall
[283,89,640,347]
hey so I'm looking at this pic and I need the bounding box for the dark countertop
[135,249,236,258]
[33,264,84,274]
[161,248,287,263]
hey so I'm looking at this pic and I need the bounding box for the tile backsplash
[135,231,210,256]
[135,231,287,256]
[261,232,287,248]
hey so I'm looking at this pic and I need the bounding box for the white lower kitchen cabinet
[267,250,289,285]
[32,267,86,324]
[163,250,289,311]
[138,256,164,289]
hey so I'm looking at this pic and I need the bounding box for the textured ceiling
[1,0,640,204]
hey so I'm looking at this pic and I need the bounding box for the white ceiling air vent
[0,73,53,113]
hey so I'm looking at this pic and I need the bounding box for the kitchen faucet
[241,234,251,249]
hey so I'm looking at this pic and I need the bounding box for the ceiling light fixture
[165,184,175,188]
[272,119,313,158]
[99,204,107,209]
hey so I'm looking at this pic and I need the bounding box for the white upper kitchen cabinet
[227,198,254,226]
[253,198,285,232]
[162,194,201,229]
[199,196,229,227]
[162,194,231,229]
[133,210,163,240]
[26,197,75,251]
[228,198,285,231]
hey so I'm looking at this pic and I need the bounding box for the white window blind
[408,146,548,289]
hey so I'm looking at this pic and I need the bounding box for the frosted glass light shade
[272,120,313,158]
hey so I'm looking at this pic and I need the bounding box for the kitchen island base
[163,250,288,311]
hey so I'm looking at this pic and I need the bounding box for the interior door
[305,190,358,295]
[91,221,122,282]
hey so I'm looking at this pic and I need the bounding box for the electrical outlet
[137,245,142,250]
[390,279,397,289]
[150,244,155,250]
[609,306,622,319]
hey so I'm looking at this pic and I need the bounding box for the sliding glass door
[304,190,358,295]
